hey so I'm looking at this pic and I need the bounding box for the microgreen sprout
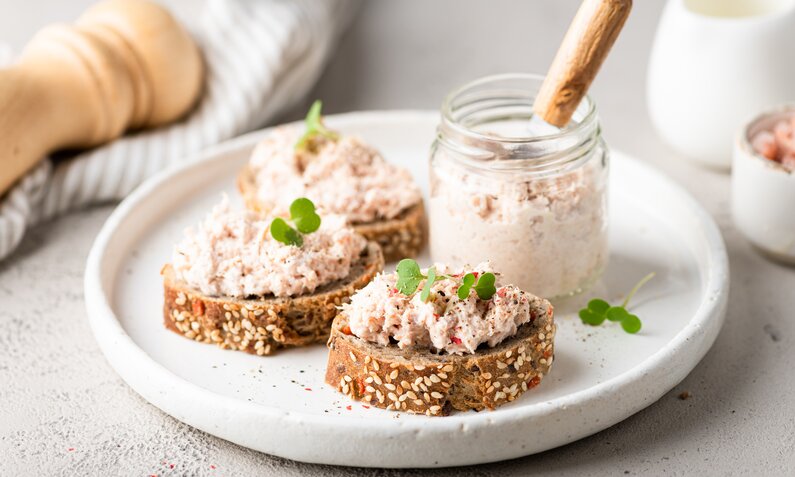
[295,100,339,151]
[395,259,497,303]
[579,272,655,334]
[269,197,322,247]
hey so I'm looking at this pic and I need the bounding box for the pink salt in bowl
[732,104,795,264]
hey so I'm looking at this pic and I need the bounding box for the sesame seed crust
[325,297,555,416]
[161,242,383,356]
[238,165,426,262]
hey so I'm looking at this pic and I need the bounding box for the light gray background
[1,1,793,475]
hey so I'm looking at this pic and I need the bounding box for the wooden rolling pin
[0,0,204,195]
[534,0,632,127]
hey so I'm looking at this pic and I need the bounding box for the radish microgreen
[395,259,497,302]
[579,272,655,334]
[295,100,338,151]
[270,197,322,247]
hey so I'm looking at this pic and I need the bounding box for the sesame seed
[481,372,492,380]
[539,333,546,340]
[372,361,380,371]
[505,350,512,358]
[411,383,419,392]
[385,383,396,391]
[486,386,494,393]
[364,356,371,364]
[377,391,385,403]
[540,358,547,365]
[342,384,350,394]
[265,324,276,331]
[423,376,432,386]
[344,375,352,382]
[401,401,407,410]
[413,365,425,370]
[414,399,424,406]
[399,394,408,402]
[518,346,526,353]
[349,352,357,362]
[442,365,454,372]
[414,377,423,385]
[406,391,418,400]
[365,377,374,383]
[364,394,373,402]
[390,370,399,380]
[495,391,506,400]
[438,372,448,379]
[521,382,528,391]
[431,391,443,399]
[372,375,383,385]
[390,362,400,369]
[256,347,265,356]
[365,385,376,393]
[493,381,501,388]
[429,405,441,413]
[424,392,431,402]
[496,361,508,369]
[388,392,398,402]
[419,383,429,392]
[429,374,441,383]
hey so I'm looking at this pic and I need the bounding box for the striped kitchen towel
[0,0,359,261]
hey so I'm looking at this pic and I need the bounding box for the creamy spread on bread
[248,127,422,223]
[172,197,367,298]
[343,263,540,354]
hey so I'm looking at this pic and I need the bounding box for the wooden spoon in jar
[534,0,632,128]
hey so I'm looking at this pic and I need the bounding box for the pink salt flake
[750,115,795,172]
[751,131,778,160]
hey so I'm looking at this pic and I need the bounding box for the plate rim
[84,110,729,466]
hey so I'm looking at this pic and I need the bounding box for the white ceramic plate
[85,111,729,468]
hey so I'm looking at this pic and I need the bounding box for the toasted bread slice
[162,242,384,356]
[324,296,555,416]
[237,165,425,262]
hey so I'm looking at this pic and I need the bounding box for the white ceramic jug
[648,0,795,169]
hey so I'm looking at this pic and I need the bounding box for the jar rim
[440,72,598,145]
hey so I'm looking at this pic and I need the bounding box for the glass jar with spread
[429,73,609,299]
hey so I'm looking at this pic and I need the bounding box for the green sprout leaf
[473,272,496,300]
[295,100,339,151]
[289,197,321,234]
[578,272,655,334]
[420,267,438,303]
[621,314,642,334]
[270,217,303,247]
[396,259,424,295]
[606,306,629,322]
[456,273,476,300]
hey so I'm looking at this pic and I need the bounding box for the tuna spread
[248,127,422,223]
[429,151,607,299]
[344,263,542,355]
[172,197,367,298]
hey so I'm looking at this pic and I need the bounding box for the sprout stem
[622,272,656,309]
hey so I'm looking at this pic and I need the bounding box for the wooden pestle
[534,0,632,127]
[0,0,204,195]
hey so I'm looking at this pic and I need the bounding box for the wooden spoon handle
[0,0,204,196]
[533,0,632,127]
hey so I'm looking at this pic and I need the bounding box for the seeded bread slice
[324,297,555,416]
[162,242,384,356]
[237,165,426,262]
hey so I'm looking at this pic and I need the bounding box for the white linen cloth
[0,0,359,261]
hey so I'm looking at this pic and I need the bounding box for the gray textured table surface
[1,1,793,475]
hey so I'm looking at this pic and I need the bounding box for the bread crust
[237,164,425,262]
[162,242,384,356]
[325,298,555,416]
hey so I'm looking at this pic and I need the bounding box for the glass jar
[429,73,609,299]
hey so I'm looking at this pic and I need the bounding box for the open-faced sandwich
[325,259,555,416]
[162,196,384,355]
[238,101,425,262]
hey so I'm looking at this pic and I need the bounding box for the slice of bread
[237,165,425,262]
[162,242,384,356]
[324,296,555,416]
